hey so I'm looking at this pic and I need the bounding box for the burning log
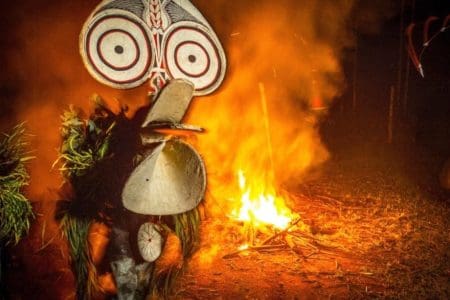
[261,217,302,245]
[223,217,302,259]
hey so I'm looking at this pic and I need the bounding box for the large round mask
[80,9,154,89]
[163,22,225,95]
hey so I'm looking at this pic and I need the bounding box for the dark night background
[0,0,449,299]
[0,0,448,182]
[324,0,450,195]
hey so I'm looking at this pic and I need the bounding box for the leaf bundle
[55,103,115,179]
[56,99,122,300]
[0,124,34,245]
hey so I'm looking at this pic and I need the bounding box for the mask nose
[148,68,169,96]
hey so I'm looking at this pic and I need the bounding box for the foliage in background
[56,102,114,180]
[55,97,121,300]
[0,123,34,245]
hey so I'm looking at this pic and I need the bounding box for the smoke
[0,1,152,197]
[193,0,395,218]
[186,0,395,214]
[0,0,395,294]
[0,2,152,296]
[0,0,396,200]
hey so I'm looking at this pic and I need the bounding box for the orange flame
[231,170,294,229]
[186,2,345,222]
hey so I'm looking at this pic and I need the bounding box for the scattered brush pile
[178,158,449,299]
[293,162,450,298]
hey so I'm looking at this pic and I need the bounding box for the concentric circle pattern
[83,13,153,88]
[164,25,223,93]
[97,29,139,70]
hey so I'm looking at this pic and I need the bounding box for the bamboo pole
[403,59,411,114]
[396,0,406,110]
[258,83,275,183]
[388,86,395,144]
[352,32,359,112]
[402,0,416,115]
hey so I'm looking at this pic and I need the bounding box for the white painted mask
[80,0,227,96]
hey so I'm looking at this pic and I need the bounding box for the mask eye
[163,22,226,95]
[80,10,153,89]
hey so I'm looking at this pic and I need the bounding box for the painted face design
[80,0,226,95]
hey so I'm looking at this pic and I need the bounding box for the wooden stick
[352,33,358,112]
[261,217,302,245]
[396,0,406,107]
[223,218,302,259]
[402,0,416,112]
[388,86,395,144]
[243,221,255,246]
[222,244,287,259]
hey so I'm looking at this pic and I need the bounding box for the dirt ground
[3,147,450,299]
[171,153,450,299]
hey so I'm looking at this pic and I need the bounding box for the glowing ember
[231,170,294,229]
[238,244,249,251]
